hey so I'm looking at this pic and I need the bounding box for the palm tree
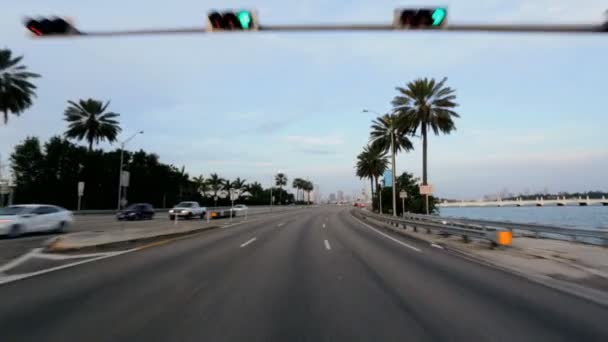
[370,113,413,216]
[292,178,303,202]
[206,173,224,207]
[356,144,389,211]
[302,181,314,204]
[0,49,41,124]
[392,77,459,214]
[192,175,207,196]
[232,177,247,193]
[63,98,121,151]
[275,173,288,205]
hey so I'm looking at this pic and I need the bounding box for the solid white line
[353,217,421,252]
[0,249,136,285]
[431,243,444,250]
[324,239,331,250]
[240,237,257,248]
[322,223,326,229]
[0,248,42,273]
[31,250,118,260]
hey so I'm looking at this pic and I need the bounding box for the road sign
[78,181,85,196]
[383,170,393,187]
[121,171,130,187]
[419,184,433,195]
[399,191,408,198]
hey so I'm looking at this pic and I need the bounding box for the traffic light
[24,17,78,36]
[207,10,258,31]
[393,8,447,29]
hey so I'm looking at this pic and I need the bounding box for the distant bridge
[439,196,608,208]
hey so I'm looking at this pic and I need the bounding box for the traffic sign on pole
[399,191,408,198]
[419,184,433,195]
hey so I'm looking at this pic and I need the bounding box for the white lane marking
[31,250,119,260]
[0,248,42,273]
[324,239,332,250]
[322,223,326,229]
[353,217,421,252]
[431,243,444,250]
[277,222,285,227]
[240,237,257,248]
[0,249,136,285]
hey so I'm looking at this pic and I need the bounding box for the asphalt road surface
[1,206,607,341]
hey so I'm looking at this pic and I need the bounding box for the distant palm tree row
[357,77,460,215]
[292,178,314,204]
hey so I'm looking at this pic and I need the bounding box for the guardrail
[354,209,512,247]
[399,212,608,246]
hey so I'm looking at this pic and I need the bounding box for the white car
[168,201,206,220]
[232,204,248,212]
[0,204,73,237]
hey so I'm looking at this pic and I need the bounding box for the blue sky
[2,0,607,199]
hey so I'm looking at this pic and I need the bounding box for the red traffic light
[24,17,76,36]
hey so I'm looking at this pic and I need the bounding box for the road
[1,206,607,341]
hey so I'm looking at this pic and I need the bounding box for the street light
[378,175,384,214]
[116,131,144,210]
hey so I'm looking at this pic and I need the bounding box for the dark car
[117,203,155,221]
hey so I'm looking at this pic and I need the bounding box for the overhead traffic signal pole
[24,8,608,38]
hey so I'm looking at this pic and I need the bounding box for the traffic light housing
[393,8,447,29]
[25,17,78,36]
[207,10,258,31]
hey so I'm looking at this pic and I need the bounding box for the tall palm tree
[370,113,413,216]
[302,181,314,204]
[192,175,207,195]
[356,144,389,211]
[292,178,303,202]
[232,177,247,193]
[206,173,224,207]
[0,49,41,124]
[275,173,288,205]
[63,98,121,151]
[392,77,459,214]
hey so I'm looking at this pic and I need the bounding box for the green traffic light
[431,8,447,26]
[237,11,252,29]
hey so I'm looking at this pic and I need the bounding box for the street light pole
[116,131,143,211]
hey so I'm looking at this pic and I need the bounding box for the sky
[1,0,607,200]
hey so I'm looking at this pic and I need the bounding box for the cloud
[283,135,345,146]
[299,148,337,155]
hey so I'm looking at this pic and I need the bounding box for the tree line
[356,77,460,215]
[1,48,315,209]
[9,135,304,209]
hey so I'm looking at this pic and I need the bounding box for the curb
[45,225,221,253]
[351,212,608,308]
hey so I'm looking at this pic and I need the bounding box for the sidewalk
[363,215,608,304]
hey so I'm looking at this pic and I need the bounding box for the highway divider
[354,209,513,247]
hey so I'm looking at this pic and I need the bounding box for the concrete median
[46,223,220,252]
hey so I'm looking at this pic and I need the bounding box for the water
[440,206,608,230]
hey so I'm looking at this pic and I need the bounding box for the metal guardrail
[398,212,608,246]
[355,209,512,247]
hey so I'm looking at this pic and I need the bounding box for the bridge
[439,196,608,207]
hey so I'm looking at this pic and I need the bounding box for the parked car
[0,204,73,237]
[169,201,206,220]
[117,203,155,221]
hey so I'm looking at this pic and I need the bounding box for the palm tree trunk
[369,177,374,208]
[88,140,93,152]
[422,122,429,214]
[391,131,397,217]
[279,186,283,205]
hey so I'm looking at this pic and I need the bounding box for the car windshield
[0,206,28,215]
[125,204,140,210]
[175,202,194,208]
